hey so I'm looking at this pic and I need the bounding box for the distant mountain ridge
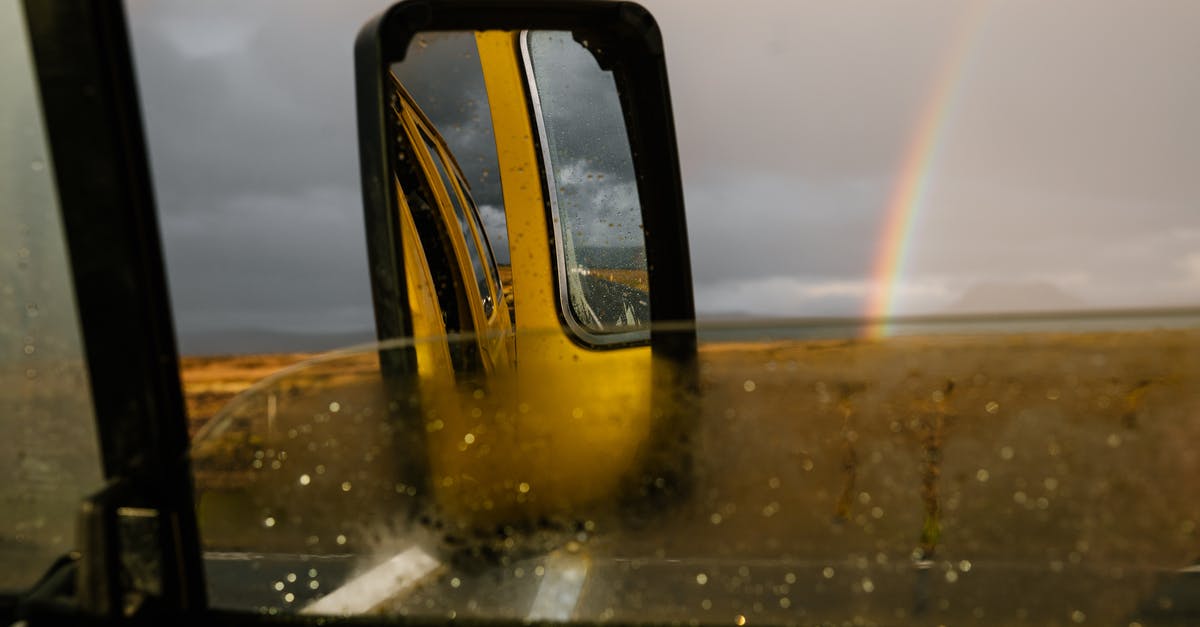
[178,328,376,356]
[944,280,1086,314]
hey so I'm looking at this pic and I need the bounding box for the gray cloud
[640,0,1200,316]
[129,1,393,348]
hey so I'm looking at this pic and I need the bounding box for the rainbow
[864,2,990,338]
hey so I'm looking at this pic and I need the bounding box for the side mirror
[353,1,699,531]
[185,6,700,613]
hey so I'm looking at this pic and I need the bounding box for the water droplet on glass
[263,517,276,528]
[861,577,875,593]
[696,573,708,585]
[341,481,352,492]
[743,380,756,392]
[329,401,340,413]
[822,566,834,579]
[299,474,311,486]
[273,581,284,591]
[286,573,296,583]
[336,534,347,545]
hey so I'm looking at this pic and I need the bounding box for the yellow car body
[386,31,661,531]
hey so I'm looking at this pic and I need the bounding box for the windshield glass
[190,317,1200,623]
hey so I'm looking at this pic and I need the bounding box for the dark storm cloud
[126,0,1200,336]
[128,2,392,346]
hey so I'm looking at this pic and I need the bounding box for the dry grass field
[180,327,1200,623]
[180,352,315,434]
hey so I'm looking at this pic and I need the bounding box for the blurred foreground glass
[0,0,103,592]
[192,315,1200,623]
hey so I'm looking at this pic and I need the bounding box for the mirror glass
[391,30,649,344]
[523,31,649,334]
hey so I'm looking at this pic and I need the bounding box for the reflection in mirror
[389,30,649,348]
[523,30,649,338]
[391,32,508,265]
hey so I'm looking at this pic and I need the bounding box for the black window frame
[16,0,206,620]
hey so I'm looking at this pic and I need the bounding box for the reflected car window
[524,30,650,340]
[422,131,495,319]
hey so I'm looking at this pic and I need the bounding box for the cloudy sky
[123,1,1200,352]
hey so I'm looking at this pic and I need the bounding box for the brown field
[180,352,315,434]
[181,328,1200,623]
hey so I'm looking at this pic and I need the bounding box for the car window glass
[524,30,650,340]
[422,131,495,319]
[454,168,505,313]
[0,0,104,592]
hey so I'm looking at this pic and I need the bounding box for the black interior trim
[22,0,206,614]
